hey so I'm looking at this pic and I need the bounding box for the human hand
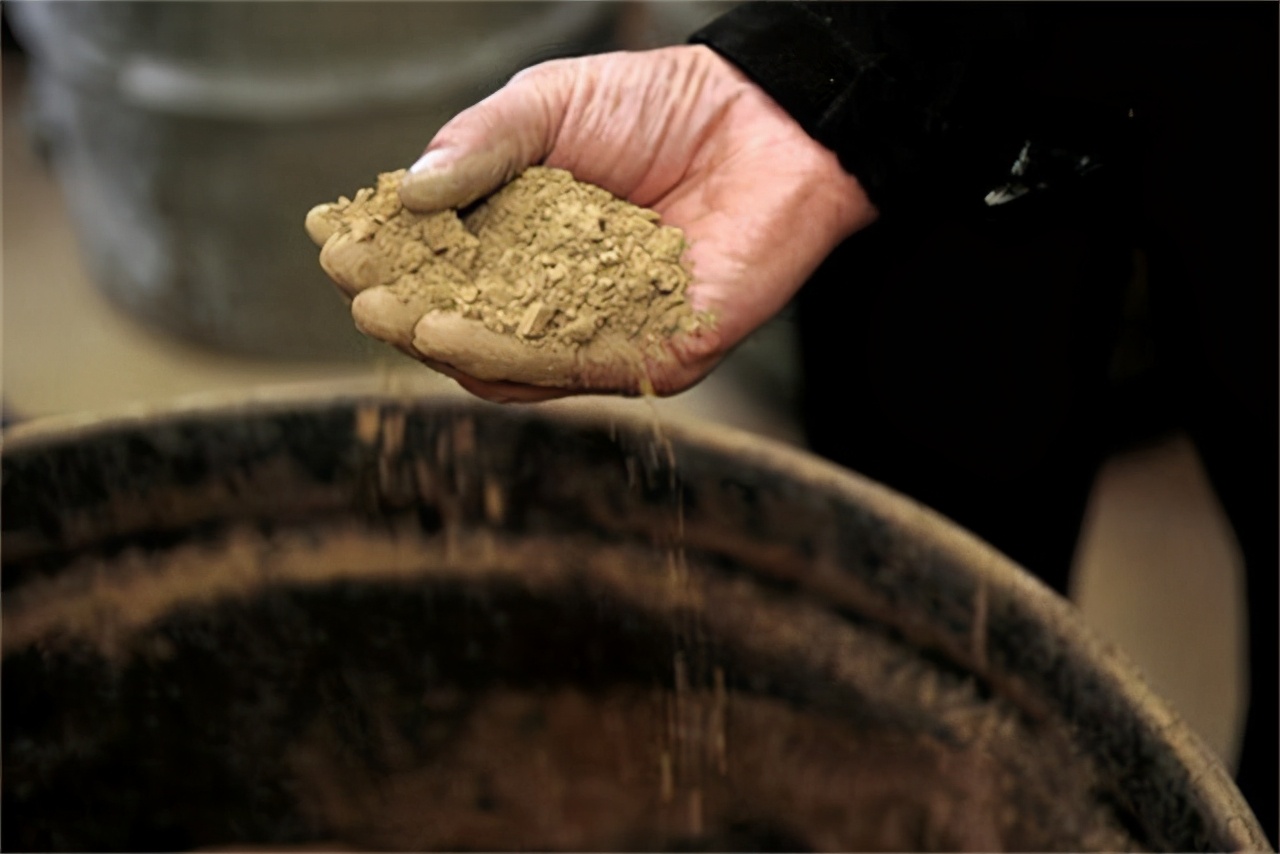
[331,45,878,402]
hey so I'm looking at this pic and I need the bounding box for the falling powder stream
[638,398,727,840]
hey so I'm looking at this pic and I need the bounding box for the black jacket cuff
[691,2,1028,213]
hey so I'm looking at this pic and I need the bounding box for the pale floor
[1,57,1246,770]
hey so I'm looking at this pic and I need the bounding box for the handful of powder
[306,167,706,383]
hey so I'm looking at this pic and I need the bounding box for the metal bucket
[7,1,618,360]
[1,392,1267,851]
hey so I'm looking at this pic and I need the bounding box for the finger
[411,311,649,392]
[304,203,344,246]
[653,322,725,395]
[459,381,572,404]
[398,62,571,212]
[350,292,569,401]
[423,358,572,404]
[350,286,432,349]
[412,311,591,387]
[318,232,393,298]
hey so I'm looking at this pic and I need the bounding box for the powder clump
[306,167,705,360]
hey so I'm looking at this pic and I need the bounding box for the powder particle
[306,168,706,364]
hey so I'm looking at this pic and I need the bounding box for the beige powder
[306,168,705,366]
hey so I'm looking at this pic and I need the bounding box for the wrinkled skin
[320,45,877,402]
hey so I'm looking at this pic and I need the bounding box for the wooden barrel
[1,393,1266,851]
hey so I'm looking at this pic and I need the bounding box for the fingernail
[400,149,472,212]
[408,148,452,175]
[401,154,487,213]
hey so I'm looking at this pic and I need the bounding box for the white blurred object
[622,1,740,49]
[7,1,618,360]
[1072,433,1247,771]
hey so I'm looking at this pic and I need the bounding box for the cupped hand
[330,45,878,402]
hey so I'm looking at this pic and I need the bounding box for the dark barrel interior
[1,395,1266,851]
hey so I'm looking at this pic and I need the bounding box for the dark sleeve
[690,2,1039,213]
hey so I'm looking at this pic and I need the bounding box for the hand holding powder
[306,167,710,391]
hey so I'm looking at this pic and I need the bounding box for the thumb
[399,62,571,212]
